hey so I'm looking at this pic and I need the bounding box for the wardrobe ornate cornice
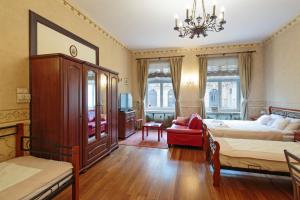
[131,43,262,56]
[61,0,128,50]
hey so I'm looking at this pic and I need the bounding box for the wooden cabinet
[118,111,136,139]
[30,54,118,171]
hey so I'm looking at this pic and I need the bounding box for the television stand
[118,110,136,139]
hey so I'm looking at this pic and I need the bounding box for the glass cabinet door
[87,70,97,144]
[99,73,108,139]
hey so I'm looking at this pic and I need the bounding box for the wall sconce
[118,77,129,85]
[185,80,195,86]
[183,74,197,87]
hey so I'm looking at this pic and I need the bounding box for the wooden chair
[135,118,143,130]
[284,150,300,200]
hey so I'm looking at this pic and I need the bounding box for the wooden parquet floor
[55,145,293,200]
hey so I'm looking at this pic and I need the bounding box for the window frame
[206,76,241,113]
[145,78,175,111]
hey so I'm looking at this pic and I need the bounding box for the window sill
[145,110,175,113]
[206,111,241,114]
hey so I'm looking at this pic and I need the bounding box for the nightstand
[294,132,300,142]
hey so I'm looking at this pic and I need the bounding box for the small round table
[142,122,163,142]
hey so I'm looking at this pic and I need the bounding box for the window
[145,62,175,111]
[205,57,241,119]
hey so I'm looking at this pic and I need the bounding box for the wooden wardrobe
[30,54,118,170]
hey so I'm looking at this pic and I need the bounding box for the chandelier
[174,0,226,39]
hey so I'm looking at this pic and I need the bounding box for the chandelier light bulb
[178,21,183,28]
[219,13,223,20]
[221,6,225,12]
[174,14,179,27]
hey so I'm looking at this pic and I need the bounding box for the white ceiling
[69,0,300,50]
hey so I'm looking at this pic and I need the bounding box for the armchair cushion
[173,116,190,126]
[188,114,203,129]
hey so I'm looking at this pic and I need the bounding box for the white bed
[217,137,300,172]
[203,119,294,141]
[206,130,300,186]
[0,156,73,200]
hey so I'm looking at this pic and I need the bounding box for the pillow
[284,118,300,131]
[88,110,96,122]
[267,114,284,126]
[270,118,289,130]
[286,118,300,123]
[175,116,190,126]
[188,116,198,129]
[195,117,203,129]
[270,114,284,119]
[256,115,271,125]
[188,115,203,129]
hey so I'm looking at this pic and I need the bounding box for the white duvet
[203,119,294,141]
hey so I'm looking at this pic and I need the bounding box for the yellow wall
[263,18,300,109]
[0,0,133,160]
[131,43,265,117]
[0,0,133,111]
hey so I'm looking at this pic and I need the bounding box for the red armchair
[166,114,204,148]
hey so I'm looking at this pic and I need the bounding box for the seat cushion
[166,124,202,135]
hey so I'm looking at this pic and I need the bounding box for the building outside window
[145,61,175,125]
[205,56,241,120]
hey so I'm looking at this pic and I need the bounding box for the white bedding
[203,119,294,141]
[217,137,300,172]
[0,156,73,200]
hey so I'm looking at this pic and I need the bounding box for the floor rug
[119,130,168,149]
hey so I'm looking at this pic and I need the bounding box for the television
[119,93,133,111]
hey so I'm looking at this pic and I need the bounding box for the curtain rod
[196,50,256,57]
[136,55,184,61]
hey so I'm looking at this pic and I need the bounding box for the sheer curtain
[239,52,253,120]
[137,59,149,121]
[199,55,208,118]
[169,57,183,117]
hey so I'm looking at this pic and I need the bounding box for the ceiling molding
[61,0,128,50]
[263,14,300,44]
[131,43,262,56]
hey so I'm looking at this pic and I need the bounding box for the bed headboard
[269,106,300,119]
[0,123,24,158]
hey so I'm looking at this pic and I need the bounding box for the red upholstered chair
[166,114,204,148]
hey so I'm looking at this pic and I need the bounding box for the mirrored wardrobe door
[99,72,109,139]
[86,70,97,144]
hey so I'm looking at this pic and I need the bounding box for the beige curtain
[137,59,149,121]
[239,52,253,120]
[170,57,183,117]
[198,55,208,118]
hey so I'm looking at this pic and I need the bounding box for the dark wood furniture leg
[158,128,160,142]
[147,127,149,136]
[16,123,24,157]
[206,130,221,186]
[142,126,144,140]
[72,146,80,200]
